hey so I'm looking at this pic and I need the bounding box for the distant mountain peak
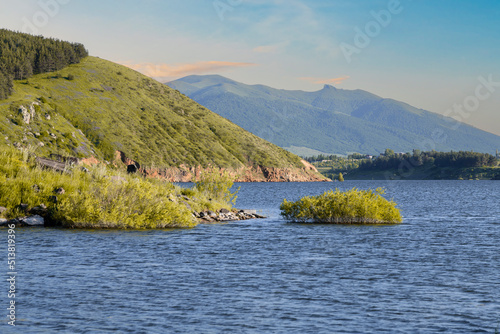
[166,74,500,155]
[322,84,337,90]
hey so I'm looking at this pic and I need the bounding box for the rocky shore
[0,206,265,228]
[196,209,266,223]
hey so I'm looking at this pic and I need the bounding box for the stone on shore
[198,209,266,223]
[0,215,45,227]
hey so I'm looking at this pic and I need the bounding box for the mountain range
[167,75,500,156]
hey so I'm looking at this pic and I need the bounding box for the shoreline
[0,208,266,229]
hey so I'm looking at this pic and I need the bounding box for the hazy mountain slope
[167,75,500,155]
[0,57,313,175]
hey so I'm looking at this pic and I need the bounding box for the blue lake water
[1,181,499,333]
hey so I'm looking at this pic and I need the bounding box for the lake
[1,181,499,333]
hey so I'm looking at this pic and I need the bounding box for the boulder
[36,157,67,173]
[22,215,45,226]
[19,106,31,124]
[29,204,47,216]
[239,209,257,215]
[54,187,65,195]
[127,164,138,174]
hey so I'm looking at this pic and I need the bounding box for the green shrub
[195,166,239,206]
[280,187,402,224]
[0,147,196,229]
[54,173,195,229]
[180,188,197,197]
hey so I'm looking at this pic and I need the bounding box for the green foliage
[0,29,88,100]
[310,150,499,180]
[360,150,497,171]
[305,155,362,179]
[195,167,240,206]
[338,172,344,182]
[54,174,195,229]
[384,148,395,157]
[280,188,402,224]
[0,147,196,229]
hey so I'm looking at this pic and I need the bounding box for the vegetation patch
[280,188,402,224]
[306,150,500,180]
[0,147,239,229]
[0,28,87,99]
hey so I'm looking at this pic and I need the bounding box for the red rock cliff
[86,151,330,182]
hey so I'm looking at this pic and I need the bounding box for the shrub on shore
[195,166,239,206]
[0,147,236,229]
[280,187,402,224]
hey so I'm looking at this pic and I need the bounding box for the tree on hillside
[0,29,88,100]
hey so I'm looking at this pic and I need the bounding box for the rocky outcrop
[139,164,327,182]
[18,102,39,124]
[0,215,45,227]
[195,209,266,223]
[111,150,328,182]
[36,150,329,182]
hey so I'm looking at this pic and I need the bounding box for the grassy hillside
[167,75,500,156]
[0,57,304,170]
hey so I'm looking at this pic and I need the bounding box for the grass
[0,57,304,170]
[280,187,402,224]
[0,146,235,229]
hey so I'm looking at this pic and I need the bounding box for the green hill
[0,56,323,181]
[167,75,500,156]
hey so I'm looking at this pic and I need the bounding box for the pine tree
[0,29,88,100]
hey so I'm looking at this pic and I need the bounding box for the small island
[280,188,402,224]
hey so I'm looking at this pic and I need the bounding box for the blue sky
[1,0,499,135]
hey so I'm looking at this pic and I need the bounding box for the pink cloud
[118,61,257,80]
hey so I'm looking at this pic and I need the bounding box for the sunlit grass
[280,187,402,224]
[0,147,235,229]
